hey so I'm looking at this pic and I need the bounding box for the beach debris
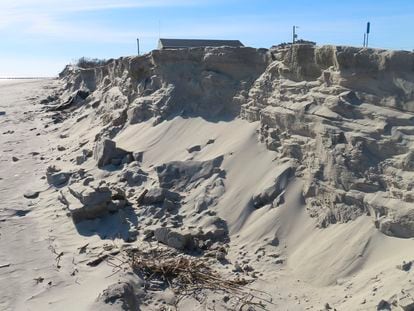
[34,277,44,284]
[397,260,413,272]
[187,145,201,153]
[87,250,120,267]
[126,247,271,309]
[48,244,64,269]
[23,190,39,199]
[87,255,109,267]
[78,243,89,254]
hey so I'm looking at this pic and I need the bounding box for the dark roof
[158,38,244,49]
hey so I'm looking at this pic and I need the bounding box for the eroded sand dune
[1,45,414,310]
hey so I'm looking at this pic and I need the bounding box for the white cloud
[0,0,217,49]
[0,0,212,30]
[24,16,156,44]
[1,0,205,13]
[0,1,274,45]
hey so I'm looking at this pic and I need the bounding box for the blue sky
[1,0,413,77]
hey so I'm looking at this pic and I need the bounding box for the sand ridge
[1,45,414,310]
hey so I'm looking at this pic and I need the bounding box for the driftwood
[87,250,120,267]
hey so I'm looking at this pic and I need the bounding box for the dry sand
[1,45,414,311]
[0,80,122,310]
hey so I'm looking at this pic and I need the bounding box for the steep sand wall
[57,45,414,238]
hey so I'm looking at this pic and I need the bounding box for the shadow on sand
[74,205,138,241]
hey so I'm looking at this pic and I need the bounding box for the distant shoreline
[0,77,56,80]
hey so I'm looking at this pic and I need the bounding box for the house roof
[158,38,244,49]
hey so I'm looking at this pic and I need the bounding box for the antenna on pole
[363,22,370,47]
[292,25,299,44]
[137,38,140,55]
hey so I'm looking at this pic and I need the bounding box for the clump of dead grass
[124,247,272,310]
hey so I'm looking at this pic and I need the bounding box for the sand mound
[56,44,414,239]
[1,46,414,310]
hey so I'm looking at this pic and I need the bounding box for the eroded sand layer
[1,45,414,310]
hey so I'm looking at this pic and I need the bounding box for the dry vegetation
[75,57,107,68]
[109,247,274,310]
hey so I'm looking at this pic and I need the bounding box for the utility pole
[137,38,140,55]
[366,22,370,47]
[292,25,298,44]
[363,22,370,47]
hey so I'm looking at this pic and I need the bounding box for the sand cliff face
[58,45,414,239]
[60,47,269,122]
[242,45,414,238]
[3,46,413,311]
